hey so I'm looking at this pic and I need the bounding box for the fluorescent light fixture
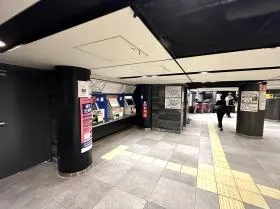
[142,75,147,78]
[7,45,22,52]
[201,71,208,74]
[0,40,6,47]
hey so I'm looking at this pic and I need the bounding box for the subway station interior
[1,1,280,209]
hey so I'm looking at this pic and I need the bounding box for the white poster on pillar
[240,91,259,112]
[78,80,90,98]
[259,91,266,111]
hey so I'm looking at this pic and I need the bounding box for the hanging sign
[80,98,93,153]
[240,91,259,112]
[78,81,90,98]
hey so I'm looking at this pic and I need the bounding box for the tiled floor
[0,114,280,209]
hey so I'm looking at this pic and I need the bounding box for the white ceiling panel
[91,60,183,78]
[122,75,189,84]
[189,69,280,82]
[0,7,171,69]
[0,0,39,25]
[177,48,280,73]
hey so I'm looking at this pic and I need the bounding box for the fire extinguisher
[142,101,148,119]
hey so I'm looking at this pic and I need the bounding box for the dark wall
[0,64,51,179]
[151,85,183,133]
[265,89,280,121]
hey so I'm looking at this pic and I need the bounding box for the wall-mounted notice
[80,98,92,153]
[165,86,182,109]
[240,91,259,112]
[78,81,90,98]
[165,98,181,109]
[259,91,266,111]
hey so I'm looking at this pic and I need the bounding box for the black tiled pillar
[236,82,266,138]
[55,66,92,174]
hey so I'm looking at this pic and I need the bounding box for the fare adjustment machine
[124,96,136,115]
[107,96,123,119]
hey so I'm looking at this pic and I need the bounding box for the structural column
[236,82,267,137]
[55,66,92,174]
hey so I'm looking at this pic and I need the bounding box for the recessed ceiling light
[0,40,6,47]
[201,71,208,74]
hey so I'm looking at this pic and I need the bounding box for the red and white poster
[80,98,93,153]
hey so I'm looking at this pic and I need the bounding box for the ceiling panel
[0,7,171,69]
[122,75,189,84]
[189,69,280,82]
[177,48,280,72]
[91,60,183,78]
[0,0,38,25]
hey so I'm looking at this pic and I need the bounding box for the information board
[80,98,92,153]
[240,91,259,112]
[165,86,182,109]
[78,81,90,98]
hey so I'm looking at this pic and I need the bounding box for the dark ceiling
[133,0,280,58]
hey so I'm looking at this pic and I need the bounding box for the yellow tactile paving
[215,167,233,177]
[101,145,128,160]
[216,174,237,187]
[257,184,280,200]
[129,153,143,160]
[198,164,214,173]
[217,183,242,201]
[219,195,245,209]
[166,162,181,172]
[181,165,197,176]
[232,170,253,182]
[197,177,217,194]
[214,160,231,169]
[153,159,168,168]
[141,156,155,164]
[239,189,270,209]
[198,170,216,181]
[235,178,260,194]
[119,150,133,157]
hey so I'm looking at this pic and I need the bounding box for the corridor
[0,114,280,209]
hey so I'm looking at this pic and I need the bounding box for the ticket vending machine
[107,96,123,119]
[124,96,136,115]
[92,102,104,125]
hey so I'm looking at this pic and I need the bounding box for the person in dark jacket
[215,95,226,131]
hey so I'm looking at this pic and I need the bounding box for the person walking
[215,95,226,131]
[225,93,234,117]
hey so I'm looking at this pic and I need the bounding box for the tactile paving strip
[219,195,245,209]
[217,183,242,201]
[216,174,237,187]
[257,184,280,200]
[101,145,128,160]
[119,150,133,157]
[197,177,217,194]
[198,170,216,181]
[235,178,260,194]
[181,165,197,176]
[232,170,253,182]
[198,164,214,173]
[166,162,181,172]
[239,189,270,209]
[215,167,233,177]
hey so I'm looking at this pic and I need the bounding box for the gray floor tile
[161,169,196,187]
[93,188,146,209]
[149,177,195,209]
[117,169,160,200]
[144,202,166,209]
[264,196,280,209]
[91,161,131,186]
[195,189,219,209]
[244,203,262,209]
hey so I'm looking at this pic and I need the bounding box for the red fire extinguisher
[142,101,148,119]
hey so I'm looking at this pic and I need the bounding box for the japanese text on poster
[80,98,92,153]
[240,91,259,112]
[259,91,266,111]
